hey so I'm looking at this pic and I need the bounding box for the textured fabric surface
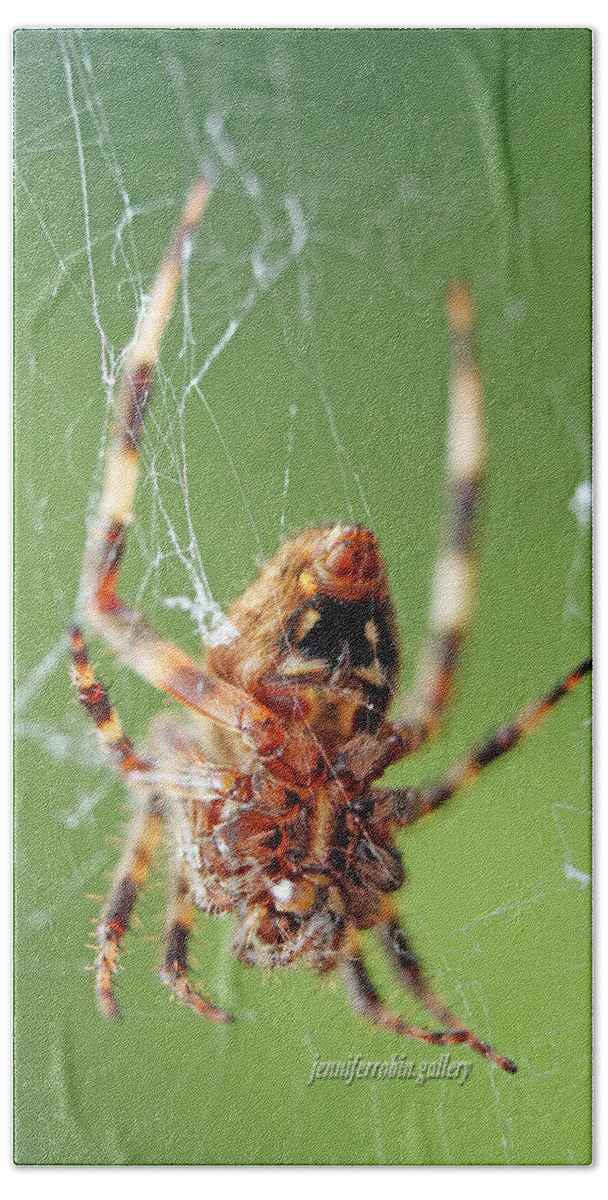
[14,27,592,1165]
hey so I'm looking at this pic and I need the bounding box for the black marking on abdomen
[287,595,398,678]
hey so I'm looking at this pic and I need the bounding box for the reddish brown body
[70,180,591,1073]
[149,524,405,974]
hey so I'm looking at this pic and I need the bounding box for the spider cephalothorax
[70,179,591,1074]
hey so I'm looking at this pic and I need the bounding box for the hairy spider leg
[69,625,148,775]
[340,948,516,1072]
[378,916,516,1072]
[360,658,592,826]
[80,178,301,771]
[396,282,486,753]
[338,658,590,1070]
[159,859,232,1022]
[70,629,243,1017]
[94,791,165,1019]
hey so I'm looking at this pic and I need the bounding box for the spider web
[14,29,592,1165]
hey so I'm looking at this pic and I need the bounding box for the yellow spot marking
[299,570,317,596]
[172,896,194,930]
[130,816,164,884]
[79,663,96,688]
[338,698,360,736]
[295,607,321,640]
[365,619,379,649]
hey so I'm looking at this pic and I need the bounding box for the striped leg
[359,658,592,826]
[95,793,165,1019]
[340,950,516,1073]
[159,861,232,1022]
[85,176,211,627]
[379,918,516,1072]
[69,625,148,775]
[79,179,289,767]
[397,283,486,749]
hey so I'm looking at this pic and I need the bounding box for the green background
[14,29,592,1165]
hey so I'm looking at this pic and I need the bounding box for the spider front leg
[69,625,149,776]
[330,284,486,788]
[159,860,232,1023]
[392,282,486,753]
[78,179,312,782]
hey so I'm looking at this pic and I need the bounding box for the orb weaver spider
[70,178,591,1074]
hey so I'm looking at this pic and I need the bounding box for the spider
[70,178,591,1074]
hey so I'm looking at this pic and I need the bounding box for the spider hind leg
[379,920,517,1073]
[340,945,516,1074]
